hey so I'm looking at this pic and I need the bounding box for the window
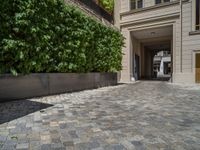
[155,0,170,5]
[130,0,143,10]
[155,0,161,4]
[137,0,143,8]
[196,0,200,30]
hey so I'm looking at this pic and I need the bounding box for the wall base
[173,73,195,84]
[0,73,117,101]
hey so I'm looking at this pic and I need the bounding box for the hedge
[0,0,124,75]
[99,0,114,13]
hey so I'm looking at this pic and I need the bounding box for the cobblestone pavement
[1,81,200,150]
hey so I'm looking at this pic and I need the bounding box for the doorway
[135,54,140,80]
[196,53,200,83]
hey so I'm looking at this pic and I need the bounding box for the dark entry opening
[135,54,140,80]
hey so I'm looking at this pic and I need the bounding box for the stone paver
[0,81,200,150]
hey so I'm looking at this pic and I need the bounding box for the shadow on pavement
[0,100,53,124]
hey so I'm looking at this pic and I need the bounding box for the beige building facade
[115,0,200,84]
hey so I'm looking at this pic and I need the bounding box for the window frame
[155,0,170,5]
[196,0,200,30]
[130,0,143,10]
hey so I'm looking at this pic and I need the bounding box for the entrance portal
[131,25,173,81]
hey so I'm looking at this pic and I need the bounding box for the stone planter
[0,73,117,101]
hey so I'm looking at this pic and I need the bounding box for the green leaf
[19,51,24,59]
[10,69,18,76]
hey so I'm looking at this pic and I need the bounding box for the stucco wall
[172,0,200,84]
[117,0,200,83]
[180,1,200,83]
[120,28,131,82]
[120,0,129,13]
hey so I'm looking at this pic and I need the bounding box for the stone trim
[120,0,189,17]
[121,1,179,16]
[120,12,179,27]
[189,30,200,35]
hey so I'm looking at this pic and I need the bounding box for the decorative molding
[120,1,180,16]
[120,12,179,27]
[189,30,200,35]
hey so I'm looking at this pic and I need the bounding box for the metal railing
[76,0,113,23]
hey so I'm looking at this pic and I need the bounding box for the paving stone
[104,144,126,150]
[63,141,74,147]
[29,141,40,150]
[92,147,104,150]
[41,144,51,150]
[0,136,7,143]
[50,142,64,149]
[0,141,4,149]
[68,131,79,138]
[3,139,17,149]
[2,144,16,150]
[0,81,200,149]
[131,141,146,150]
[120,140,136,150]
[16,143,29,149]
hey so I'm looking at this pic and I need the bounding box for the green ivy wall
[0,0,124,75]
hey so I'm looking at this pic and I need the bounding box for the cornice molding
[120,12,179,27]
[120,0,189,17]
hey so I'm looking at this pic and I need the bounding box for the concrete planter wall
[0,73,117,101]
